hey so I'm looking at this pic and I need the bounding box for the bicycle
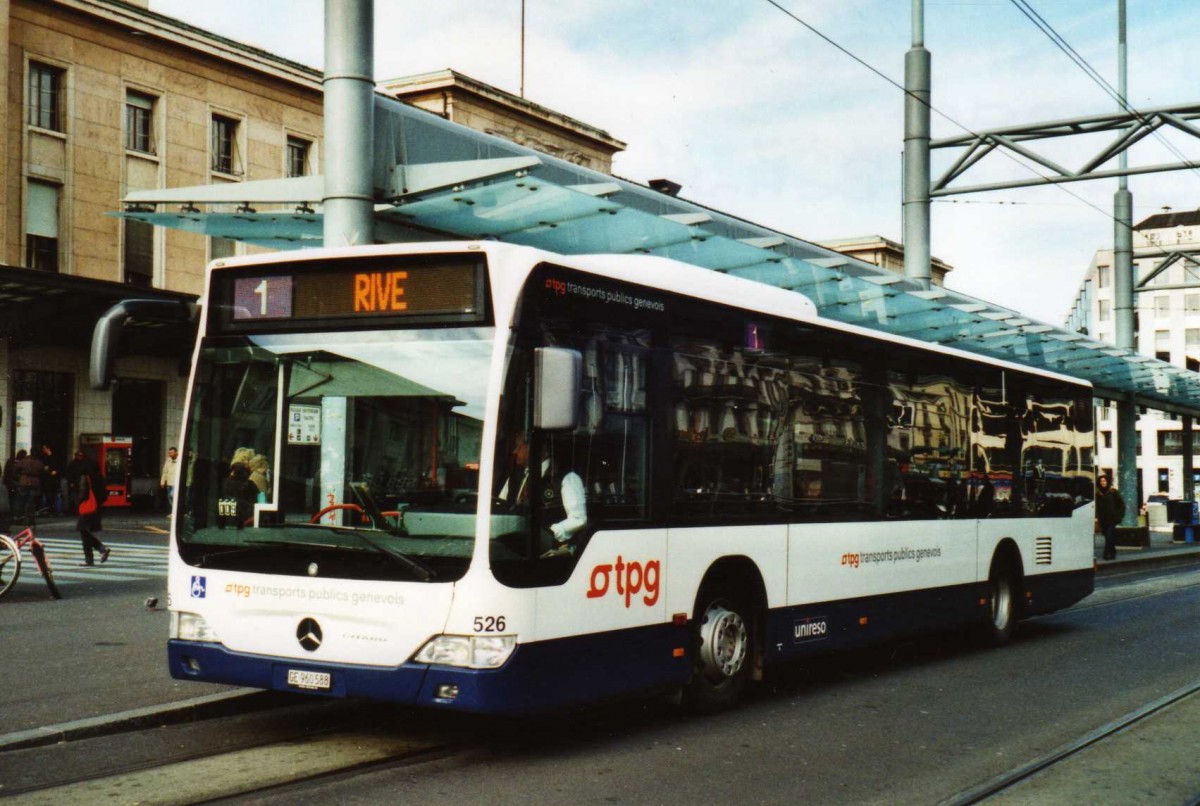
[0,525,63,600]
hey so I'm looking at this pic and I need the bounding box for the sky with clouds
[148,0,1200,325]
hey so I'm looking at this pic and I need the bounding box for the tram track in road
[1061,565,1200,615]
[2,729,447,805]
[941,679,1200,805]
[0,699,464,804]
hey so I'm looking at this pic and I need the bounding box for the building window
[1158,431,1200,456]
[211,115,239,174]
[1186,263,1200,285]
[25,180,59,272]
[1155,330,1171,362]
[13,370,73,459]
[1097,265,1110,288]
[28,62,64,132]
[1187,329,1200,357]
[1101,430,1112,449]
[286,136,311,178]
[1155,295,1171,318]
[1098,299,1111,322]
[1186,293,1200,314]
[125,91,155,154]
[124,219,154,287]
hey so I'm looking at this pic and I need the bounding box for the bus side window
[672,338,788,519]
[572,328,651,524]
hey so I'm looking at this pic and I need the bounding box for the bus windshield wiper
[336,528,436,581]
[245,532,436,581]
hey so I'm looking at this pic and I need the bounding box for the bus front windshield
[177,326,494,582]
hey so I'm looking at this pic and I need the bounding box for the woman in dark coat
[1096,474,1124,561]
[77,453,109,566]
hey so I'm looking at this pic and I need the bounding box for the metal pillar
[1117,397,1138,518]
[1113,0,1138,525]
[1184,416,1195,502]
[903,0,931,289]
[323,0,375,247]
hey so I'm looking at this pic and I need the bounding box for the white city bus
[156,241,1094,714]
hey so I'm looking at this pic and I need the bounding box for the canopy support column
[902,0,932,289]
[1117,397,1138,526]
[1184,415,1194,502]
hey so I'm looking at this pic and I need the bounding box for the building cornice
[47,0,323,91]
[379,69,626,153]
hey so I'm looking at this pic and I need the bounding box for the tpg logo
[190,576,207,599]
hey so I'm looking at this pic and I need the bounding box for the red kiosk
[80,434,134,508]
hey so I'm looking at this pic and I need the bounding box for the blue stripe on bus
[1024,568,1094,615]
[766,568,1093,660]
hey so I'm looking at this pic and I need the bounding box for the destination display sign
[212,255,487,330]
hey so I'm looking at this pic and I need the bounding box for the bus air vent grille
[1034,536,1053,565]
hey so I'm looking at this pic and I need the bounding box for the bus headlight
[414,635,516,669]
[170,611,221,643]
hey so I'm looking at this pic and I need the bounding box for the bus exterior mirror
[90,299,199,390]
[533,347,582,430]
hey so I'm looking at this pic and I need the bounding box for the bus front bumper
[169,625,689,714]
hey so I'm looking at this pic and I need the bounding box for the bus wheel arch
[684,557,766,713]
[984,539,1025,646]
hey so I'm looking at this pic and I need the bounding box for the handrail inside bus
[90,299,199,391]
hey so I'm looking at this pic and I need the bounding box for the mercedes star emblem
[297,617,322,652]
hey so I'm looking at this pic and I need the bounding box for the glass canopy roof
[118,94,1200,417]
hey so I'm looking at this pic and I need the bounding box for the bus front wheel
[685,584,753,712]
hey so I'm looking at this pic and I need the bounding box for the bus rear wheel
[685,586,753,712]
[985,565,1019,646]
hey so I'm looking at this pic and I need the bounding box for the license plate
[287,669,332,690]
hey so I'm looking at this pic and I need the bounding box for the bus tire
[985,560,1019,646]
[684,581,754,713]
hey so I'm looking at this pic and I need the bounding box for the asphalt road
[0,513,244,734]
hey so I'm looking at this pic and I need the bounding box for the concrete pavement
[1095,525,1200,576]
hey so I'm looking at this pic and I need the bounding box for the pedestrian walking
[160,446,180,511]
[1096,474,1125,561]
[76,450,110,566]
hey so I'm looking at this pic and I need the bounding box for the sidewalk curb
[0,689,293,753]
[1095,547,1200,577]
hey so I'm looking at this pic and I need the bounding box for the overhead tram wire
[759,2,1125,239]
[1007,0,1200,276]
[762,0,1200,278]
[1008,0,1200,182]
